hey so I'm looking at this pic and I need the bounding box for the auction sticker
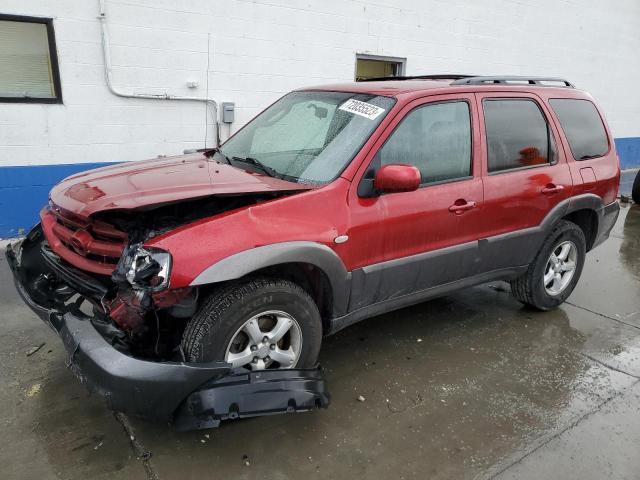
[339,99,385,120]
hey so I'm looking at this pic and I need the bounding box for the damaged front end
[38,191,283,358]
[6,221,329,429]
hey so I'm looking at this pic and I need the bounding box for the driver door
[346,93,484,310]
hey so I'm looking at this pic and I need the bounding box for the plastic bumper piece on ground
[174,368,331,430]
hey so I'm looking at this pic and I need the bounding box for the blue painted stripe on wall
[1,137,639,239]
[615,137,640,170]
[0,162,116,238]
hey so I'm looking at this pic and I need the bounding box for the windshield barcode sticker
[339,99,385,120]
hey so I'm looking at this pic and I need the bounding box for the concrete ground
[1,203,639,480]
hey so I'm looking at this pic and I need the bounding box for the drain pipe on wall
[97,0,220,147]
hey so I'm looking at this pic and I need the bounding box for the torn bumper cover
[175,368,329,431]
[6,234,330,428]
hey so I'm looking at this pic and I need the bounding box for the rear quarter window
[549,99,609,160]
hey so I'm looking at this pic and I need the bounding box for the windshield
[218,91,396,184]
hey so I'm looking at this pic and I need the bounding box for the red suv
[7,75,620,426]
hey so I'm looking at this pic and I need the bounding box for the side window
[483,99,556,173]
[378,101,471,184]
[549,99,609,160]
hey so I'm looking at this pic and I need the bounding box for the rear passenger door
[475,92,573,271]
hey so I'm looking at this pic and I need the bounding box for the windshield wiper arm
[231,156,280,178]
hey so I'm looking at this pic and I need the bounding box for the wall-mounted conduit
[97,0,219,147]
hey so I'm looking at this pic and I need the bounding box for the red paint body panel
[49,153,312,217]
[149,179,351,288]
[373,164,421,193]
[37,79,620,294]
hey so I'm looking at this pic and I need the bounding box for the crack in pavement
[475,372,640,480]
[579,351,640,379]
[114,412,160,480]
[565,301,640,331]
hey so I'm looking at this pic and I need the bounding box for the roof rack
[451,76,574,88]
[357,74,475,82]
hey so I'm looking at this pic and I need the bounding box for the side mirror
[374,164,421,194]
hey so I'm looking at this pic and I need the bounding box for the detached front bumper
[6,232,329,427]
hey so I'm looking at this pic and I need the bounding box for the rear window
[549,99,609,160]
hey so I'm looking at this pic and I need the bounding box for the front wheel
[510,220,586,310]
[181,278,322,370]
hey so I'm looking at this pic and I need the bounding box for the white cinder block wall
[0,0,639,236]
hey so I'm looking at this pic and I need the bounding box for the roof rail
[357,74,475,82]
[451,76,574,88]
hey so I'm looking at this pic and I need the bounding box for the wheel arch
[522,193,604,262]
[562,208,598,251]
[562,193,604,251]
[189,241,351,321]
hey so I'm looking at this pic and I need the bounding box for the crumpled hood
[49,153,312,217]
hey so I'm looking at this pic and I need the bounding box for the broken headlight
[122,244,172,291]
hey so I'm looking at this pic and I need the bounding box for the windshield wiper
[231,156,280,178]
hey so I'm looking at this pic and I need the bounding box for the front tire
[181,278,322,370]
[510,220,586,310]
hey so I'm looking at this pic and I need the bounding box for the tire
[510,220,586,310]
[181,278,322,369]
[632,170,640,203]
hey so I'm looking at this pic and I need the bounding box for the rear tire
[632,170,640,203]
[510,220,586,310]
[181,278,322,369]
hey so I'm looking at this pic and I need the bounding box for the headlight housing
[121,244,172,291]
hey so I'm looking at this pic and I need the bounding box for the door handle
[541,184,565,194]
[448,200,476,215]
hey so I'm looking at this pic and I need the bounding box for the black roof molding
[357,74,475,82]
[451,76,574,88]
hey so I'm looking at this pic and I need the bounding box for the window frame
[482,97,558,176]
[0,13,63,104]
[372,98,475,188]
[548,98,611,161]
[355,53,407,80]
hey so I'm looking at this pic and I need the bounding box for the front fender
[190,241,351,317]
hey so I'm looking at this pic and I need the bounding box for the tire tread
[181,277,318,362]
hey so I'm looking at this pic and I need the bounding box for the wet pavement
[1,204,639,480]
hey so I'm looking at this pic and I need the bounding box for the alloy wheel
[543,240,578,296]
[224,310,303,370]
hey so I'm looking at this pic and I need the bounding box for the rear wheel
[510,220,586,310]
[181,278,322,369]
